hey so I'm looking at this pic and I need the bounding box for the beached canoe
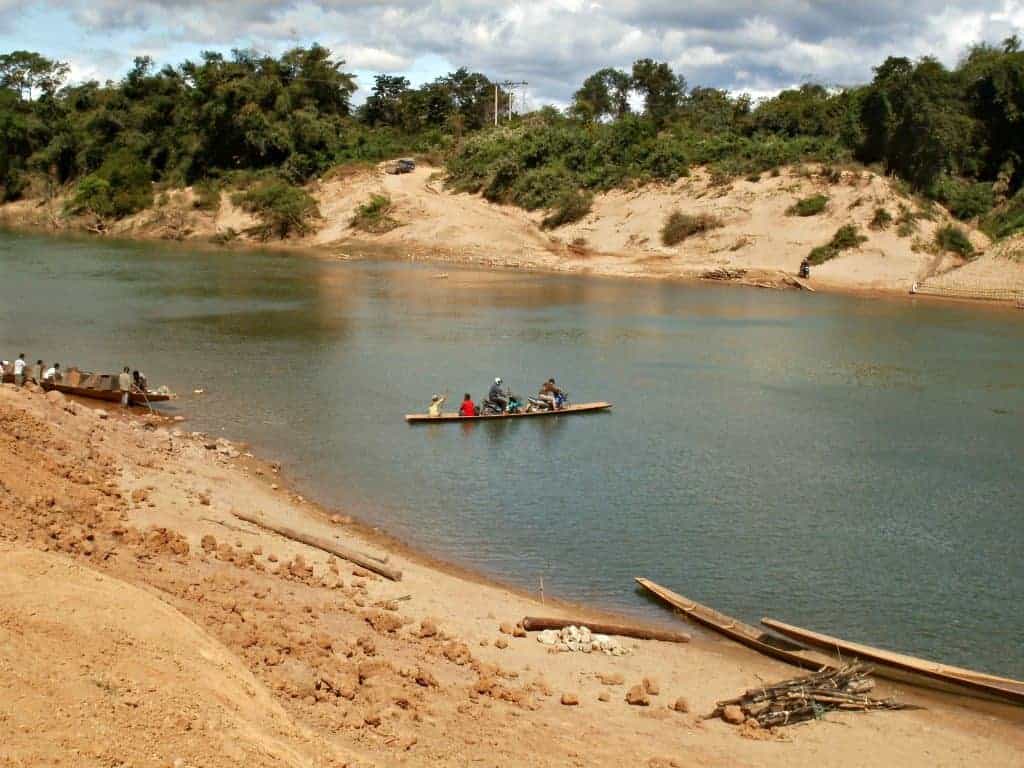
[405,401,612,423]
[634,577,835,671]
[761,617,1024,706]
[636,577,1024,706]
[41,381,172,406]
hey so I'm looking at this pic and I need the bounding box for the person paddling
[427,393,446,417]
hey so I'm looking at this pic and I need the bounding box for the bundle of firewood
[700,267,748,281]
[709,664,914,728]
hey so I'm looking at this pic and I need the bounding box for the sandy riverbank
[1,383,1022,767]
[4,162,1024,306]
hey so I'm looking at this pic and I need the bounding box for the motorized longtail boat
[405,401,611,423]
[42,381,172,405]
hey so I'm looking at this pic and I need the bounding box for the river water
[2,230,1022,678]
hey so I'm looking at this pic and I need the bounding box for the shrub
[234,180,320,240]
[870,207,893,230]
[895,204,919,237]
[1,169,27,202]
[541,189,592,229]
[661,210,723,245]
[786,194,829,216]
[70,149,153,219]
[193,179,221,211]
[981,192,1024,240]
[934,225,974,257]
[931,177,994,221]
[349,193,398,233]
[511,165,576,211]
[807,224,867,265]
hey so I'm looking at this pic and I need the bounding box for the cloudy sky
[2,1,1023,105]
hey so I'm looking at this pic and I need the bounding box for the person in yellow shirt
[427,394,446,417]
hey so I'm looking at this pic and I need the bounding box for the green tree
[362,75,411,127]
[0,50,68,100]
[570,68,631,122]
[631,59,685,127]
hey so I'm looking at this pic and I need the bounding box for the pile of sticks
[700,267,748,281]
[710,664,914,728]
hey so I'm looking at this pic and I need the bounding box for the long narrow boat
[405,401,612,423]
[762,617,1024,706]
[634,578,836,671]
[41,381,172,405]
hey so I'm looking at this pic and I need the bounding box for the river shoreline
[3,220,1023,317]
[1,380,1022,766]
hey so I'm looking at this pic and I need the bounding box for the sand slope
[7,161,1021,301]
[307,164,997,294]
[1,380,1023,767]
[0,548,345,767]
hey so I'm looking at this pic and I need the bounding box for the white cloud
[4,0,1023,104]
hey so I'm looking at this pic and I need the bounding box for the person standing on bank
[118,366,132,407]
[31,360,44,384]
[13,354,26,386]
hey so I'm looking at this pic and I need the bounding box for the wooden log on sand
[230,510,402,582]
[522,616,691,644]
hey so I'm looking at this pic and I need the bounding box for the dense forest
[1,38,1023,241]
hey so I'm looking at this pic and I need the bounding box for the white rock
[537,630,559,645]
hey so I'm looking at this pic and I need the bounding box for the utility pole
[501,80,528,121]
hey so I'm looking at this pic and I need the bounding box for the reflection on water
[2,229,1023,678]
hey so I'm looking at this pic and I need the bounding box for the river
[2,230,1022,678]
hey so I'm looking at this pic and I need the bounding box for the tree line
[1,39,1022,240]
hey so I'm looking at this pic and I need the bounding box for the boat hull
[42,382,171,405]
[405,401,612,423]
[635,578,834,671]
[761,617,1024,707]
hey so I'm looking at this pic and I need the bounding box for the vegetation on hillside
[661,211,723,245]
[350,193,398,233]
[808,224,868,265]
[787,194,829,217]
[233,180,319,240]
[1,36,1024,243]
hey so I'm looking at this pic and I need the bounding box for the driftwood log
[522,616,691,643]
[230,510,402,581]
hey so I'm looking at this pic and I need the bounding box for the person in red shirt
[459,393,477,417]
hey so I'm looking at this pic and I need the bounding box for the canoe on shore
[761,617,1024,707]
[635,577,835,671]
[42,382,172,406]
[637,577,1024,706]
[405,401,612,423]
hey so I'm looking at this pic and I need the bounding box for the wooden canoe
[762,617,1024,706]
[634,578,835,671]
[42,381,172,405]
[405,401,612,423]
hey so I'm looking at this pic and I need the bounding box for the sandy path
[1,382,1022,767]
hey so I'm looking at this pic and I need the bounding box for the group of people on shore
[0,354,62,386]
[427,377,566,417]
[1,354,148,407]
